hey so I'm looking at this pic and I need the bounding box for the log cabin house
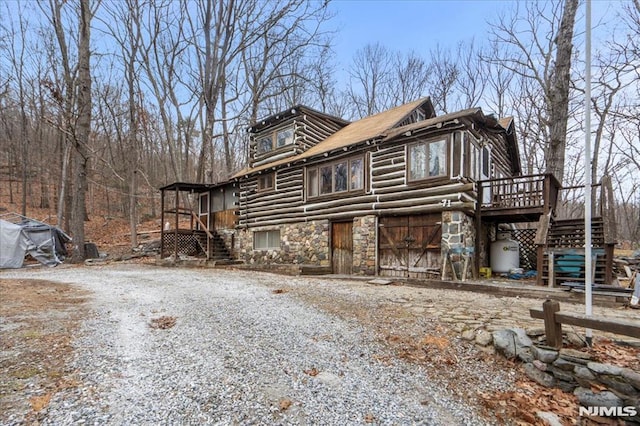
[160,97,616,285]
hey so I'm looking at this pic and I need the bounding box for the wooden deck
[478,173,560,222]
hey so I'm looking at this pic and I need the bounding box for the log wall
[239,130,488,228]
[249,113,346,168]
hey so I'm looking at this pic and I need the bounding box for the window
[253,230,280,250]
[398,109,427,127]
[350,158,363,190]
[307,169,318,197]
[212,191,224,211]
[320,165,332,194]
[255,125,294,155]
[408,139,447,181]
[307,156,365,198]
[482,146,491,177]
[199,193,209,214]
[276,127,294,148]
[334,161,347,192]
[470,144,479,180]
[257,136,273,154]
[257,173,274,191]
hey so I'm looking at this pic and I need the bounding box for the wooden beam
[552,312,640,338]
[530,304,640,342]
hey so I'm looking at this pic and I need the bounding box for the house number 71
[440,199,451,207]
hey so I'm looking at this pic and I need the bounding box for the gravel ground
[1,264,515,425]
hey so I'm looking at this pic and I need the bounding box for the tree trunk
[69,0,92,262]
[129,170,138,249]
[57,142,70,228]
[545,0,578,185]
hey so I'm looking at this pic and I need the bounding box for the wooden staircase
[537,217,613,286]
[193,230,233,261]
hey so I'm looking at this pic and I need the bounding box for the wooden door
[332,221,353,274]
[379,214,441,278]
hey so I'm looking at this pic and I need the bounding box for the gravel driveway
[1,264,517,425]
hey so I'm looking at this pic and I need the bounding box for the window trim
[407,137,449,182]
[306,155,365,199]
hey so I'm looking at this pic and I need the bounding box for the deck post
[475,182,482,277]
[174,186,179,258]
[543,299,563,349]
[160,189,165,257]
[548,251,555,288]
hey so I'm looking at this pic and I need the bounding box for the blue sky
[329,0,509,71]
[328,0,621,76]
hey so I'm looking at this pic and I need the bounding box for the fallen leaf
[149,316,177,329]
[421,335,450,349]
[304,367,319,377]
[279,398,292,411]
[29,393,51,412]
[272,289,288,294]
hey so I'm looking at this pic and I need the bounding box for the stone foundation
[236,216,377,274]
[236,221,330,266]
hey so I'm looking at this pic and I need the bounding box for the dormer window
[255,125,294,155]
[276,127,294,148]
[398,109,427,127]
[257,136,273,154]
[413,109,426,123]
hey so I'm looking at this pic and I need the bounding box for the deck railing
[479,173,560,216]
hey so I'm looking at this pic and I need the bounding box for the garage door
[378,214,441,279]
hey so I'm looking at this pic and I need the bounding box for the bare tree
[426,44,459,114]
[1,3,31,216]
[138,1,193,182]
[389,51,430,105]
[454,39,488,110]
[546,0,579,183]
[66,0,94,262]
[489,0,579,185]
[482,41,516,117]
[348,42,392,117]
[100,0,143,248]
[42,0,79,230]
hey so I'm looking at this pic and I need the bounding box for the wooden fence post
[543,299,563,349]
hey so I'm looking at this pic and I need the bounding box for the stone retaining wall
[463,327,640,423]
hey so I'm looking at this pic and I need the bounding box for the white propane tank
[490,231,520,274]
